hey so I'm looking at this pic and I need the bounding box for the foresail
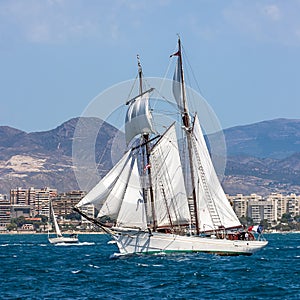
[97,155,133,220]
[116,158,147,230]
[150,123,191,228]
[191,116,241,231]
[125,90,155,145]
[75,150,131,210]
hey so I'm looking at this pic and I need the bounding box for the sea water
[0,233,299,300]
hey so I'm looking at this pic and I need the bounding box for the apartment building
[10,187,57,217]
[267,193,286,221]
[33,188,57,216]
[10,188,32,205]
[230,193,300,224]
[52,190,86,218]
[248,199,275,224]
[286,193,300,217]
[230,194,248,218]
[80,204,95,229]
[0,194,10,230]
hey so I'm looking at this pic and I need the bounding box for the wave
[54,242,95,246]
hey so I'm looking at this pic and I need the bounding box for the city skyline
[1,187,299,231]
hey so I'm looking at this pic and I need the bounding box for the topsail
[125,90,155,145]
[172,56,184,111]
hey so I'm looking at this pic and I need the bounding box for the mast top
[177,34,181,48]
[137,54,142,72]
[137,54,143,94]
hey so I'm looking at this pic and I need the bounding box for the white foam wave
[55,242,95,247]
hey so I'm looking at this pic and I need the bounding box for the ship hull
[112,230,268,256]
[48,236,78,244]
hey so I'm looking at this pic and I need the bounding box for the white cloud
[263,4,281,21]
[222,1,300,46]
[1,0,300,48]
[0,0,173,45]
[0,0,121,44]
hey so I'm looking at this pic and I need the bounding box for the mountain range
[223,118,300,195]
[0,118,299,196]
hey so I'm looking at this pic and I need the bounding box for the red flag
[144,164,151,172]
[170,50,180,57]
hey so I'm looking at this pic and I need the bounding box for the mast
[137,55,157,231]
[48,200,50,238]
[175,37,200,235]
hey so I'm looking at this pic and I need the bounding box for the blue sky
[1,0,300,132]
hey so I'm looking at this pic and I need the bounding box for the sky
[1,0,300,133]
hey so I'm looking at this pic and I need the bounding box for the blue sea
[0,233,299,300]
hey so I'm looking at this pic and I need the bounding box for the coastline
[0,231,105,235]
[0,230,299,235]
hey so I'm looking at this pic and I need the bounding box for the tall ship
[74,37,268,256]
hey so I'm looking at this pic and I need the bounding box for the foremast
[172,37,200,235]
[137,55,157,231]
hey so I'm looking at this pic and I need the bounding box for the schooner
[74,37,268,256]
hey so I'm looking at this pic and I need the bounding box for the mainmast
[174,37,200,235]
[137,55,157,231]
[137,54,143,94]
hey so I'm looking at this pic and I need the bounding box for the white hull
[112,231,268,256]
[48,236,78,244]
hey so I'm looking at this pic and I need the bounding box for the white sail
[76,150,131,210]
[116,158,147,230]
[125,91,155,145]
[97,154,134,220]
[51,203,62,237]
[150,123,191,227]
[191,116,241,231]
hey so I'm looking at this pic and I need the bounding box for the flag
[144,164,151,172]
[170,50,180,57]
[257,225,263,234]
[248,225,263,233]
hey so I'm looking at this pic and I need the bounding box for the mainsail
[150,123,191,228]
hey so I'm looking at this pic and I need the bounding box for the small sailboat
[48,200,78,244]
[74,37,267,256]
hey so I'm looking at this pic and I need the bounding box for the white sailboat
[48,200,78,244]
[74,37,268,256]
